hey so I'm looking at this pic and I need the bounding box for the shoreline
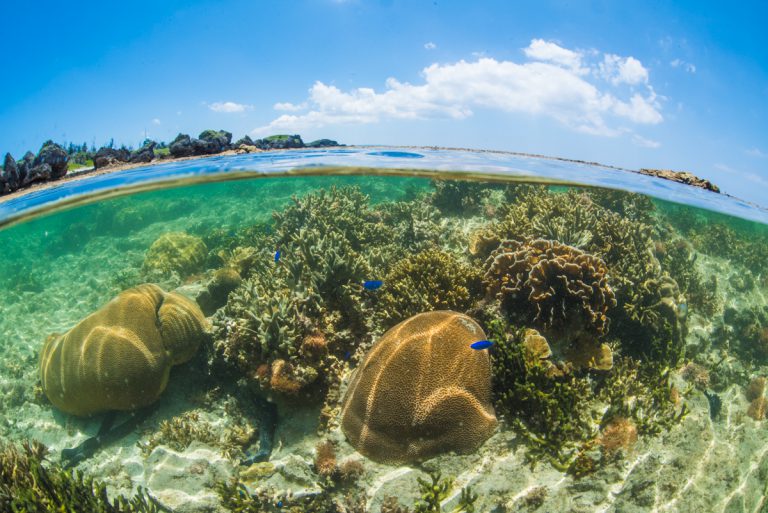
[1,145,762,212]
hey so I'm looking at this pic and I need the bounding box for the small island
[0,132,341,197]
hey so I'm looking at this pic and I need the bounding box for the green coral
[142,231,207,279]
[378,249,483,327]
[430,179,493,216]
[486,318,686,475]
[0,440,164,512]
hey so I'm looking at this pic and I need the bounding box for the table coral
[39,283,210,416]
[340,311,497,464]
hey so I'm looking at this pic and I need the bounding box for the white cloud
[208,101,253,113]
[254,39,662,138]
[670,59,696,73]
[151,118,161,125]
[274,102,306,112]
[746,147,767,158]
[599,54,649,85]
[524,38,586,73]
[632,134,661,148]
[424,42,437,50]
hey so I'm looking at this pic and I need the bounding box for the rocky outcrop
[34,141,68,179]
[197,129,232,154]
[129,141,156,163]
[170,130,232,158]
[16,151,35,184]
[22,163,53,186]
[1,153,20,193]
[306,138,340,148]
[93,147,130,169]
[638,168,720,193]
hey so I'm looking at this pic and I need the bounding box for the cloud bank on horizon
[252,39,662,147]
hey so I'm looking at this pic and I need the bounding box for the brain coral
[484,239,616,345]
[340,311,497,464]
[39,284,210,416]
[142,231,207,278]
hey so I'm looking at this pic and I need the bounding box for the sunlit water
[0,148,766,513]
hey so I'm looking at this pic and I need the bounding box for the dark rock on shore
[34,141,69,179]
[93,147,130,169]
[170,130,232,157]
[17,152,35,185]
[169,134,196,158]
[22,163,53,186]
[638,168,720,193]
[306,138,340,148]
[129,141,156,163]
[233,135,255,147]
[198,129,232,154]
[2,153,20,193]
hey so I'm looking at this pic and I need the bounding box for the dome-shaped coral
[484,239,616,344]
[340,311,497,464]
[39,284,210,416]
[142,231,207,278]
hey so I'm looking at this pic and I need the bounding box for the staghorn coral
[39,284,209,416]
[378,249,483,328]
[0,440,162,512]
[747,397,767,421]
[617,274,686,366]
[139,411,218,455]
[341,311,497,464]
[430,178,493,216]
[484,238,616,365]
[142,231,207,279]
[714,305,768,363]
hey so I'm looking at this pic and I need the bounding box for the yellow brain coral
[39,284,210,416]
[340,311,497,464]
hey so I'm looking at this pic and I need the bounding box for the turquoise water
[1,149,767,513]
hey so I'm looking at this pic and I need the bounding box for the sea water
[0,148,766,513]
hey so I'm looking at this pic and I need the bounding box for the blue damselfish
[470,340,494,350]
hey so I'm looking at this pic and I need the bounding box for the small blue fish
[362,280,383,290]
[276,500,283,508]
[343,351,351,361]
[470,340,494,350]
[274,250,281,263]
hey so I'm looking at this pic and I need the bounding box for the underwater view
[1,149,767,513]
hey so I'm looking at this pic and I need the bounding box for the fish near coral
[39,284,210,416]
[340,310,497,464]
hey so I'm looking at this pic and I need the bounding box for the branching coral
[378,249,483,327]
[0,440,163,512]
[430,179,493,216]
[484,239,616,365]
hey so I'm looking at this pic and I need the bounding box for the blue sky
[1,0,766,205]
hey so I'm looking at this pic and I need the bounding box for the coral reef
[142,231,208,279]
[39,284,210,416]
[341,311,497,464]
[430,179,492,216]
[378,249,483,327]
[598,417,638,457]
[0,440,163,512]
[483,238,616,367]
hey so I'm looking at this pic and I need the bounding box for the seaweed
[0,440,166,512]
